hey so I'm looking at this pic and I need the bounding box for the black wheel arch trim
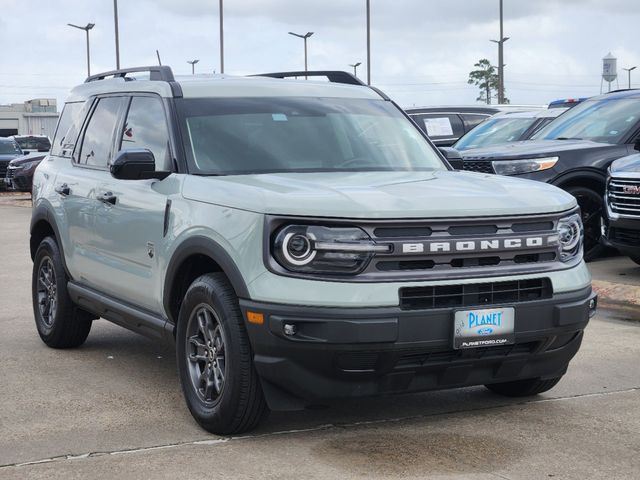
[551,168,607,191]
[163,236,251,323]
[30,202,73,279]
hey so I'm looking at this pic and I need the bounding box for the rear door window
[51,102,88,157]
[412,114,464,143]
[462,113,491,132]
[78,97,125,168]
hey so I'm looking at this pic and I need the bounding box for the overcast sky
[1,0,639,109]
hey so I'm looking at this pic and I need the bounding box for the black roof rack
[253,70,366,86]
[85,66,176,83]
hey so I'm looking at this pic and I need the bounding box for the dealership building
[0,99,59,139]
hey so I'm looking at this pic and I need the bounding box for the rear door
[93,95,174,312]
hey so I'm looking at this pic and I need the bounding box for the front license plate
[453,307,515,349]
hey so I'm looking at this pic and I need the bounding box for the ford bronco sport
[30,66,596,434]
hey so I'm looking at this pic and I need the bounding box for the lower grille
[399,278,552,311]
[608,178,640,217]
[5,166,15,179]
[0,161,8,177]
[609,227,640,246]
[462,161,495,174]
[396,341,539,367]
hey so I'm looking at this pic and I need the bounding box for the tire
[176,273,268,435]
[32,236,93,348]
[565,186,605,262]
[485,376,562,397]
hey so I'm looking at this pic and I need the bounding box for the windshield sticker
[272,113,288,122]
[424,117,454,137]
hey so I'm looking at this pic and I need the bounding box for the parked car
[0,137,24,190]
[405,105,542,147]
[459,89,640,261]
[454,109,569,151]
[30,66,595,435]
[602,152,640,264]
[11,135,51,154]
[5,153,46,192]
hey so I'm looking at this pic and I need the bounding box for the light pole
[113,0,120,69]
[490,0,509,103]
[219,0,225,74]
[67,23,95,77]
[288,31,314,79]
[187,59,200,75]
[349,62,362,77]
[366,0,371,85]
[623,66,637,89]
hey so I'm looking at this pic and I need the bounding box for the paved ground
[1,204,639,479]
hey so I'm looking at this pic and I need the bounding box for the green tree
[467,59,508,104]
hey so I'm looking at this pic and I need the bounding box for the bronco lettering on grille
[399,236,552,254]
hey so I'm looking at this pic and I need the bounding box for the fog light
[589,297,597,317]
[283,323,297,336]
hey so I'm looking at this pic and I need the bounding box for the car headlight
[272,225,391,274]
[556,213,583,261]
[492,156,558,175]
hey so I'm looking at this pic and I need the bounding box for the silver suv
[30,66,596,434]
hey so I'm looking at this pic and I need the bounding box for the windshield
[532,97,640,144]
[0,141,22,155]
[177,97,445,175]
[454,117,537,151]
[14,137,51,152]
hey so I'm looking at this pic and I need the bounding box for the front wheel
[176,273,268,435]
[565,186,605,262]
[485,376,563,397]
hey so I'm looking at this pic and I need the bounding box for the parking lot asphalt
[1,203,639,479]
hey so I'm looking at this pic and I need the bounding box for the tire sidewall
[176,279,245,427]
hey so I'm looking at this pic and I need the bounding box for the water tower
[601,53,619,93]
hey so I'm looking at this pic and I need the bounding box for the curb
[592,280,640,321]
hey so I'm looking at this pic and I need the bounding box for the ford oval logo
[478,327,494,336]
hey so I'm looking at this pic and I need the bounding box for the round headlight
[558,218,581,251]
[281,232,316,266]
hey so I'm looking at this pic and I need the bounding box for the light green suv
[30,67,596,434]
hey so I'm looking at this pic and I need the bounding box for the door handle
[55,184,70,196]
[98,191,117,205]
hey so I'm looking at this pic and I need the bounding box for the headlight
[272,225,390,274]
[556,213,583,261]
[492,156,558,175]
[11,160,40,171]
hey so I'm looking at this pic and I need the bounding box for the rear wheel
[485,376,562,397]
[176,273,268,435]
[32,236,93,348]
[565,186,605,262]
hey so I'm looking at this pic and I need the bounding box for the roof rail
[85,66,176,83]
[253,70,366,86]
[607,88,640,94]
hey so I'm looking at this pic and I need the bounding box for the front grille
[462,160,495,174]
[399,278,552,310]
[608,178,640,217]
[0,161,8,177]
[609,227,640,246]
[5,166,16,179]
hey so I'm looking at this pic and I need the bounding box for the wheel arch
[30,204,69,270]
[551,169,607,195]
[163,236,250,325]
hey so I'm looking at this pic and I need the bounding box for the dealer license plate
[453,307,515,349]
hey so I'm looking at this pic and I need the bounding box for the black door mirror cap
[111,148,170,180]
[634,137,640,152]
[438,147,464,170]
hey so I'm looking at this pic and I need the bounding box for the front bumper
[602,206,640,257]
[4,171,32,192]
[241,286,596,410]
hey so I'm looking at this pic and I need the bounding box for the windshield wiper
[555,137,582,140]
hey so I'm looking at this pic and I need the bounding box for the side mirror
[439,147,464,170]
[110,148,170,180]
[634,137,640,152]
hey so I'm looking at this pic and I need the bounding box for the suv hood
[611,153,640,174]
[461,139,615,160]
[8,153,46,166]
[183,171,576,219]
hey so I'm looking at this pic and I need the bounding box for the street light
[113,0,120,69]
[623,66,637,89]
[67,23,95,77]
[349,62,362,77]
[187,59,200,75]
[219,0,225,74]
[490,0,508,103]
[288,31,314,79]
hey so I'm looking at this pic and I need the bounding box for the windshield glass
[454,117,537,150]
[177,97,445,175]
[532,97,640,144]
[0,141,22,155]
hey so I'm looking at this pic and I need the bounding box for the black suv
[459,90,640,260]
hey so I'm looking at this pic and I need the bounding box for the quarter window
[51,101,87,157]
[120,96,171,169]
[79,97,123,167]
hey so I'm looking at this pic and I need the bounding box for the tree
[467,59,509,104]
